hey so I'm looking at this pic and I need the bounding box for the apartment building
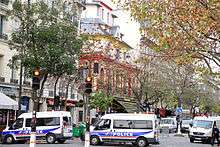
[79,0,139,113]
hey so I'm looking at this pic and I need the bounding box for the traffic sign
[176,107,183,114]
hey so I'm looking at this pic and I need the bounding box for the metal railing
[0,0,9,5]
[0,33,8,40]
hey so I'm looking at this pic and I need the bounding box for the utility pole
[84,62,92,147]
[30,67,41,147]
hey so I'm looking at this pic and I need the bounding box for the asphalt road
[0,134,216,147]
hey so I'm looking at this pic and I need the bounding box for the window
[36,117,60,126]
[95,119,111,130]
[97,7,100,16]
[63,116,71,125]
[25,118,32,127]
[0,15,3,35]
[107,12,110,24]
[79,111,83,122]
[49,91,54,97]
[113,120,133,129]
[93,63,99,74]
[102,9,104,20]
[10,118,23,130]
[133,120,153,129]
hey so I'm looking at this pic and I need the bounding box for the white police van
[90,113,160,147]
[2,111,72,144]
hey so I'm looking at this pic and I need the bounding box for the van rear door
[62,116,72,137]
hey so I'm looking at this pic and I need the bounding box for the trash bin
[72,124,80,137]
[79,122,86,141]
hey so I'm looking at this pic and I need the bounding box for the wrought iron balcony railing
[0,0,9,5]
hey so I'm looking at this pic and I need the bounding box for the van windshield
[193,120,213,129]
[160,119,174,125]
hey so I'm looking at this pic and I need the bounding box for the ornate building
[79,0,138,113]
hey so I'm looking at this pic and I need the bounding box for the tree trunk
[64,78,71,111]
[53,76,60,110]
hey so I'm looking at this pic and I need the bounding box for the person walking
[211,121,220,146]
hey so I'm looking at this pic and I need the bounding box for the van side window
[36,117,60,126]
[9,118,23,130]
[113,120,133,129]
[25,118,32,127]
[133,120,153,129]
[63,116,71,125]
[95,119,111,130]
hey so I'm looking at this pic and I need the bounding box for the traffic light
[32,68,41,90]
[85,76,92,94]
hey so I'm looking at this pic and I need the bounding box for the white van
[90,113,160,147]
[159,117,177,133]
[189,116,216,143]
[2,111,72,144]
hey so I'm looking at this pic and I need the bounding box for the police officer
[211,121,220,146]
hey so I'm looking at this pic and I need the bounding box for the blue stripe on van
[2,127,60,135]
[90,131,153,137]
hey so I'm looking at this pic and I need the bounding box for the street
[0,134,215,147]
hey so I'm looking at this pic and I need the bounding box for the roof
[193,116,213,121]
[101,113,157,120]
[18,111,71,118]
[0,92,18,110]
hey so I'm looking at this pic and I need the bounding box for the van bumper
[189,135,211,141]
[147,138,160,144]
[56,134,72,140]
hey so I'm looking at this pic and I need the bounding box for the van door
[22,118,32,140]
[112,120,135,142]
[91,119,111,142]
[10,118,25,141]
[62,116,72,137]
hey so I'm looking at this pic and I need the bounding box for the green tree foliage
[9,0,85,96]
[90,91,114,112]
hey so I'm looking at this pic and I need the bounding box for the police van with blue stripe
[1,111,72,144]
[90,113,160,147]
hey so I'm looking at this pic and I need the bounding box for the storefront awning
[0,92,18,110]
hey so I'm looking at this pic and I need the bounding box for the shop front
[0,92,18,132]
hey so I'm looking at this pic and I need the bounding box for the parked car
[181,119,192,133]
[159,117,177,133]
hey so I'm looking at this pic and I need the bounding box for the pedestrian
[211,121,220,146]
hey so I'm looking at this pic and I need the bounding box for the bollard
[84,132,90,147]
[29,132,36,147]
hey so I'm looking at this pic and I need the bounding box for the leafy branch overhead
[8,0,86,97]
[90,91,114,112]
[118,0,220,73]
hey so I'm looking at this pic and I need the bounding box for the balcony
[0,0,9,5]
[0,33,8,40]
[23,81,31,86]
[0,76,5,83]
[10,79,18,84]
[0,0,9,12]
[74,0,86,10]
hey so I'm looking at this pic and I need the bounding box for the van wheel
[46,133,56,144]
[90,136,100,145]
[3,135,15,144]
[136,137,148,147]
[190,137,194,143]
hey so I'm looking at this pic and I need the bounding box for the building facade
[80,0,139,113]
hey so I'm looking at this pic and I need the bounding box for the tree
[9,0,85,110]
[90,91,114,113]
[117,0,220,72]
[133,54,219,114]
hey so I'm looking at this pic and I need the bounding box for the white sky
[114,10,141,49]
